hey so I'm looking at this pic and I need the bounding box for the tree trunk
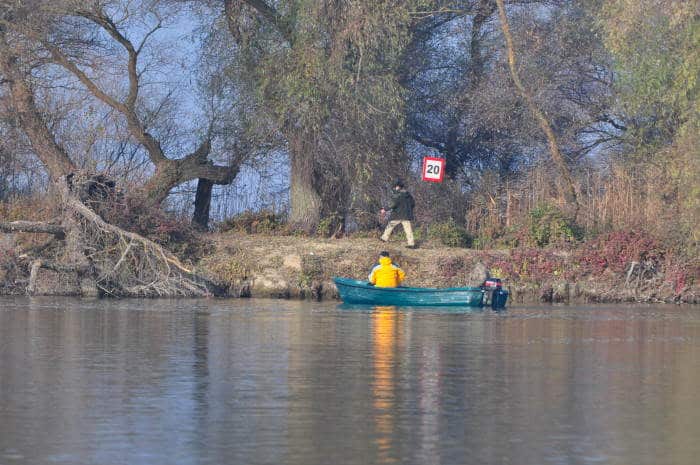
[0,37,76,180]
[142,160,181,205]
[142,156,239,206]
[288,138,322,233]
[444,127,460,178]
[444,1,495,179]
[495,0,579,213]
[192,178,214,229]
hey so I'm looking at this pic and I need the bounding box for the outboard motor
[481,278,509,310]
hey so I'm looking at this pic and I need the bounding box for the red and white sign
[422,156,445,183]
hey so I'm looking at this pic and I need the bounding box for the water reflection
[372,307,399,463]
[0,298,699,465]
[337,303,486,314]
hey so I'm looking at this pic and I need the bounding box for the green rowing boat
[332,277,506,308]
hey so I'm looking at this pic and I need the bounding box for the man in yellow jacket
[368,252,405,287]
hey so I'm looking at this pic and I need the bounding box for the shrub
[219,210,286,234]
[527,203,580,247]
[316,213,343,237]
[577,230,664,275]
[475,225,527,250]
[427,219,472,247]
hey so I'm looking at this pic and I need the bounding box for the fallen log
[0,221,66,239]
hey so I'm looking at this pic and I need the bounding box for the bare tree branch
[136,20,163,55]
[0,221,66,238]
[44,30,168,165]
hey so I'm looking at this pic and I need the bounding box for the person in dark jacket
[380,179,416,248]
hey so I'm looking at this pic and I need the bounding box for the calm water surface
[1,297,699,465]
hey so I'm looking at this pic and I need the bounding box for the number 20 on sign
[422,157,445,183]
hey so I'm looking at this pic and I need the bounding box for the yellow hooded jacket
[368,256,405,287]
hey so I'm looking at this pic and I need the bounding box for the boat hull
[333,277,485,307]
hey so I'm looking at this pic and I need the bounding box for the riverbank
[1,231,697,303]
[192,233,697,304]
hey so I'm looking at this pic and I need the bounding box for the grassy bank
[192,232,698,304]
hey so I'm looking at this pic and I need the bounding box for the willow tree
[0,1,227,295]
[221,0,419,232]
[2,0,250,229]
[402,0,503,180]
[596,0,699,243]
[597,0,698,149]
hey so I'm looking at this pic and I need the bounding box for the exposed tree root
[57,176,214,297]
[25,259,92,295]
[2,174,223,297]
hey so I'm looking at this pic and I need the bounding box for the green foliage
[243,0,415,130]
[597,0,699,148]
[316,213,342,237]
[594,0,699,251]
[299,254,324,287]
[226,0,424,220]
[427,219,472,248]
[527,203,580,247]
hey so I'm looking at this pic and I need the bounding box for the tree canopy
[0,0,696,244]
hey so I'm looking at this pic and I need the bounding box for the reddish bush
[662,255,699,296]
[577,230,663,275]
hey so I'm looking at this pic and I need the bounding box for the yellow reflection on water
[372,306,399,462]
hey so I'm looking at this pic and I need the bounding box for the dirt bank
[192,233,698,304]
[2,231,697,304]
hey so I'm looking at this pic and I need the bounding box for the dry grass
[466,159,698,254]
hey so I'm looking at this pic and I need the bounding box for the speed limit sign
[422,156,445,183]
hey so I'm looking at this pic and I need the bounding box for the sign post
[422,157,445,183]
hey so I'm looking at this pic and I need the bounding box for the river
[1,297,699,465]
